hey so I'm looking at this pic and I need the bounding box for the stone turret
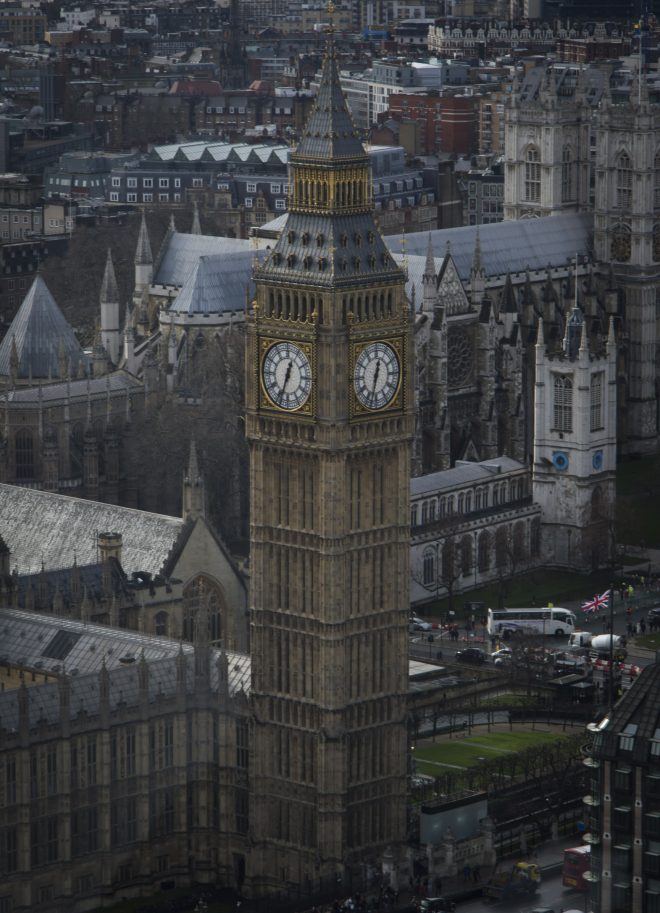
[100,249,121,365]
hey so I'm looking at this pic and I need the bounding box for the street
[455,867,585,913]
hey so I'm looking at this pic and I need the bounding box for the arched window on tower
[610,222,631,262]
[561,145,574,202]
[590,372,604,431]
[615,152,632,210]
[15,428,34,480]
[553,374,573,432]
[524,146,541,202]
[183,577,224,644]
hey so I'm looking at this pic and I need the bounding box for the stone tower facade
[592,76,660,455]
[245,27,413,896]
[504,61,660,455]
[532,311,617,571]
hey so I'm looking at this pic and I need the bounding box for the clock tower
[245,19,413,897]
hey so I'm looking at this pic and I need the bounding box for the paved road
[455,867,585,913]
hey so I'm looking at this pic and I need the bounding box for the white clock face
[354,342,400,410]
[262,341,312,411]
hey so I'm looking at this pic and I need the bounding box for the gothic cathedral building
[245,27,413,893]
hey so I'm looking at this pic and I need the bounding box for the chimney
[97,532,123,565]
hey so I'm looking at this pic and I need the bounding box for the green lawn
[413,730,566,775]
[635,632,660,650]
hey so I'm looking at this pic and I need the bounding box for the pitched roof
[292,34,367,163]
[153,232,253,287]
[0,483,183,577]
[411,456,526,497]
[0,275,89,380]
[170,253,255,316]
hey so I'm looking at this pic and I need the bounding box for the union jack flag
[582,590,611,613]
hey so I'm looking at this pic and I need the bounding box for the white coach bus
[487,606,577,639]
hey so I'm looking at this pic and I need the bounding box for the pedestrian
[641,618,647,634]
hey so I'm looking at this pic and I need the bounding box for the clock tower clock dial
[261,340,312,411]
[246,16,412,896]
[353,340,401,410]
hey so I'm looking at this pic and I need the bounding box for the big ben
[246,14,413,894]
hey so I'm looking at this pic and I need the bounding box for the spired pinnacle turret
[258,18,403,290]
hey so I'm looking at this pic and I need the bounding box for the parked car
[455,647,488,664]
[410,615,433,632]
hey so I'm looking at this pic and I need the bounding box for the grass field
[413,730,566,776]
[636,632,660,650]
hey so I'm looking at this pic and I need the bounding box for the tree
[494,521,527,608]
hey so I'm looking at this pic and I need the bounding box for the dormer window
[367,231,375,244]
[368,255,376,268]
[302,232,309,245]
[353,257,361,270]
[316,233,324,247]
[354,233,362,247]
[318,257,327,271]
[340,233,348,248]
[339,259,347,272]
[303,256,311,269]
[287,230,295,243]
[287,254,296,267]
[272,252,281,265]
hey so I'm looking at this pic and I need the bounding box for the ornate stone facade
[245,29,413,894]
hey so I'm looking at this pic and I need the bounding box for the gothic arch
[523,144,541,203]
[615,151,632,210]
[610,222,631,263]
[182,574,227,643]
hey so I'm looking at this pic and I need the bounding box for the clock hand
[283,360,293,391]
[372,359,381,392]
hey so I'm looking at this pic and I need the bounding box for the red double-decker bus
[562,844,591,891]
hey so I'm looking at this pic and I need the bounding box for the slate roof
[257,212,404,290]
[411,456,526,497]
[0,371,141,405]
[0,484,183,576]
[15,558,132,611]
[171,252,260,316]
[0,276,90,380]
[388,212,593,285]
[292,35,367,163]
[153,232,254,287]
[0,609,252,730]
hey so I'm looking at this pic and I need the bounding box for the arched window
[553,374,573,432]
[183,577,224,644]
[590,372,604,431]
[155,611,168,636]
[561,146,573,202]
[465,492,472,513]
[475,488,482,510]
[447,496,454,515]
[493,486,499,507]
[440,498,446,518]
[530,517,541,557]
[616,152,632,210]
[15,429,34,480]
[495,526,508,568]
[457,493,464,514]
[513,522,526,561]
[461,535,473,576]
[524,146,541,202]
[422,547,436,587]
[411,505,418,527]
[610,222,631,262]
[478,530,490,572]
[429,500,436,522]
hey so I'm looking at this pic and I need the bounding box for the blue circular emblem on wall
[552,451,569,471]
[592,450,603,470]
